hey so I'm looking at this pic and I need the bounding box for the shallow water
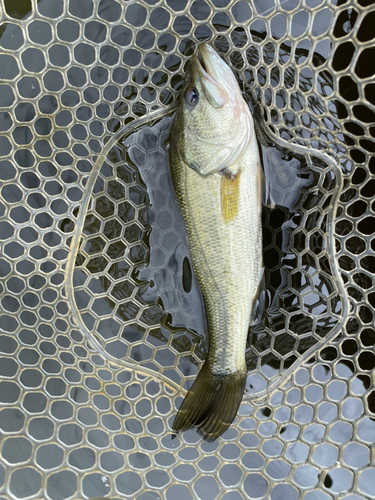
[67,13,346,396]
[0,2,346,396]
[247,127,342,391]
[71,102,343,396]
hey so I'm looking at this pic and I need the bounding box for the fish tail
[172,362,247,442]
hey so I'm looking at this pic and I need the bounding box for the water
[247,117,343,388]
[0,5,347,394]
[66,20,346,397]
[1,3,371,498]
[70,90,344,397]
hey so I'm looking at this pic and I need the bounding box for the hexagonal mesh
[0,0,374,499]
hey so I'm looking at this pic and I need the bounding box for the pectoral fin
[221,170,241,222]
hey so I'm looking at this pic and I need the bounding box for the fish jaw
[188,44,243,114]
[188,55,228,108]
[198,43,241,101]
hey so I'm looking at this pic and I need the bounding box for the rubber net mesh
[0,0,374,498]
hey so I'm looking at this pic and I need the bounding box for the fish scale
[173,134,262,374]
[170,43,263,441]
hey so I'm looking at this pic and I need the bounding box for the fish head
[172,43,253,176]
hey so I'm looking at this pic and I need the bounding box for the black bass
[169,44,263,441]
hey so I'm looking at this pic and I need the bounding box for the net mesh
[0,0,374,499]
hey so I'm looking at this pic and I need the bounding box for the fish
[169,43,263,441]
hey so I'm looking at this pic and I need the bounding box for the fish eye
[185,87,198,105]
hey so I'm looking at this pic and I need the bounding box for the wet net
[0,0,374,499]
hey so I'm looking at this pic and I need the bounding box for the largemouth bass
[169,44,263,441]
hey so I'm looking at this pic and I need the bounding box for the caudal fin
[172,362,247,442]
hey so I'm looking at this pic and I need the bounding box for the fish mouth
[196,43,238,94]
[189,46,221,91]
[187,44,242,109]
[189,53,210,80]
[197,54,207,73]
[196,44,215,80]
[187,45,218,82]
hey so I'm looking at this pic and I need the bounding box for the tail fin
[172,362,247,442]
